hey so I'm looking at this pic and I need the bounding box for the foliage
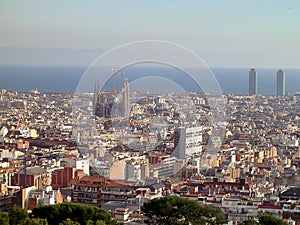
[0,202,122,225]
[258,214,288,225]
[240,218,259,225]
[241,214,288,225]
[86,220,108,225]
[0,212,9,225]
[22,218,49,225]
[32,202,121,225]
[8,205,29,225]
[95,221,108,225]
[142,195,227,225]
[59,218,80,225]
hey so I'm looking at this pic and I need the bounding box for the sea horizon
[0,64,299,95]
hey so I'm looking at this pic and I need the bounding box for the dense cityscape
[0,67,299,224]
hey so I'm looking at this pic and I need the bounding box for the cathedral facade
[93,79,130,118]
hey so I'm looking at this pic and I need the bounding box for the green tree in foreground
[59,218,80,225]
[9,205,29,225]
[259,214,288,225]
[241,214,288,225]
[32,202,121,225]
[240,218,259,225]
[22,218,49,225]
[1,203,121,225]
[142,195,227,225]
[0,212,9,225]
[0,206,48,225]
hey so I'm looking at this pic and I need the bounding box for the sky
[0,0,300,68]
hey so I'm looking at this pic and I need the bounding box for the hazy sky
[1,0,300,68]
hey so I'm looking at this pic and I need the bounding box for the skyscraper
[276,69,285,96]
[249,68,257,95]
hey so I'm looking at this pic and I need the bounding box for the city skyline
[1,1,300,224]
[0,66,299,96]
[247,68,289,96]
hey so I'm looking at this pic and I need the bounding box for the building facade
[173,126,202,159]
[94,78,130,118]
[11,166,51,189]
[101,180,135,205]
[277,69,286,96]
[249,68,257,95]
[72,176,105,207]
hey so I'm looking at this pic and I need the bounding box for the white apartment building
[173,126,202,159]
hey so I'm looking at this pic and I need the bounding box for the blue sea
[0,65,299,95]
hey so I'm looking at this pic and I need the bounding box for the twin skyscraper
[249,68,286,96]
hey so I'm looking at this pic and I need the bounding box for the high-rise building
[173,126,202,159]
[249,68,257,95]
[276,69,285,96]
[122,78,130,117]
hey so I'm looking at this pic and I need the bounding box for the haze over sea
[0,65,299,95]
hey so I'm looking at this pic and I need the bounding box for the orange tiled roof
[79,176,106,183]
[103,180,133,188]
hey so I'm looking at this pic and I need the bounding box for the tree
[0,212,9,225]
[142,195,227,225]
[241,214,288,225]
[32,202,121,225]
[95,221,108,225]
[8,205,29,225]
[86,220,94,225]
[240,218,259,225]
[258,214,288,225]
[198,204,227,225]
[59,218,80,225]
[87,220,107,225]
[22,218,49,225]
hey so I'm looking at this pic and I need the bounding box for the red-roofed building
[101,180,135,205]
[72,176,106,207]
[72,176,136,208]
[202,178,250,196]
